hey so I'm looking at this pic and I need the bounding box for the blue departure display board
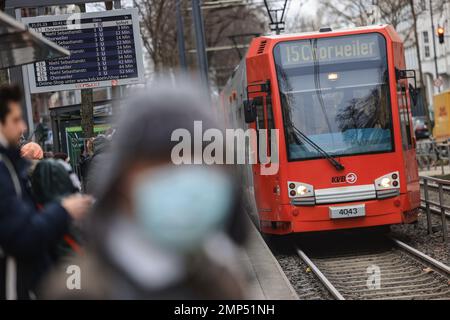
[23,9,145,93]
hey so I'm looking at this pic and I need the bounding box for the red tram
[219,25,420,234]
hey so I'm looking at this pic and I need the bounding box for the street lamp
[263,0,288,35]
[429,0,440,92]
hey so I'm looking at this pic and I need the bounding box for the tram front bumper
[259,194,417,234]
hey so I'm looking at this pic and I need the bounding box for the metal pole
[107,1,122,111]
[176,0,187,70]
[191,0,209,89]
[276,10,281,35]
[50,110,60,152]
[429,0,440,93]
[423,179,432,235]
[437,184,447,241]
[79,3,94,139]
[447,142,450,173]
[14,8,35,139]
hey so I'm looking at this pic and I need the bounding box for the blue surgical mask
[133,166,233,253]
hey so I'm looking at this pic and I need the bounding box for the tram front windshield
[274,33,394,161]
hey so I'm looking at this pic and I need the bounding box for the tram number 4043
[329,204,366,219]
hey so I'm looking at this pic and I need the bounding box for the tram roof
[262,25,391,40]
[0,10,69,69]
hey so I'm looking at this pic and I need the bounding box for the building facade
[403,1,449,117]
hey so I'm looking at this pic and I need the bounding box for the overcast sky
[87,0,319,21]
[283,0,319,27]
[288,0,318,16]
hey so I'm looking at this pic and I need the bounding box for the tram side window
[255,97,265,131]
[254,96,266,162]
[398,86,413,150]
[237,105,243,125]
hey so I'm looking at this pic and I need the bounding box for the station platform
[240,216,298,300]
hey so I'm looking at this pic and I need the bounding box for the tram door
[397,81,420,207]
[251,95,280,219]
[394,42,420,209]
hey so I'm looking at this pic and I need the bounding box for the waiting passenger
[43,81,248,300]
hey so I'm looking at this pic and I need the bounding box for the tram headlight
[297,185,308,195]
[380,178,391,188]
[375,172,400,190]
[288,181,314,198]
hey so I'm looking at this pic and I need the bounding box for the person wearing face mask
[43,81,248,300]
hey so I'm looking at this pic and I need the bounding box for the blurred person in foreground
[44,81,248,300]
[0,85,93,300]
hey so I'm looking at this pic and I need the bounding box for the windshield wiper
[311,39,337,149]
[290,124,345,171]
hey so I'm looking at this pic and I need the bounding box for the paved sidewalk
[240,217,298,300]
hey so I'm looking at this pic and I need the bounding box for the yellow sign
[433,91,450,141]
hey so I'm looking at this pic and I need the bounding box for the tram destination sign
[280,33,382,67]
[22,9,145,93]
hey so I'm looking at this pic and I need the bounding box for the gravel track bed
[308,247,450,300]
[391,211,449,265]
[267,237,332,300]
[266,216,449,300]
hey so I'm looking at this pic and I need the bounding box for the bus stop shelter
[0,10,68,69]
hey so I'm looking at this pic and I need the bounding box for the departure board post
[22,8,145,94]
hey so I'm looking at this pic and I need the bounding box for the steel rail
[295,247,345,300]
[391,238,450,275]
[295,238,450,300]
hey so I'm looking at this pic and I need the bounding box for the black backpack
[31,159,82,258]
[31,159,78,204]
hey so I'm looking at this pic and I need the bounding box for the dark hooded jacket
[0,146,70,300]
[43,82,248,300]
[84,135,111,194]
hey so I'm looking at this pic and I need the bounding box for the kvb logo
[346,172,358,184]
[331,172,358,184]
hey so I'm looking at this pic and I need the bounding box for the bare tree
[319,0,449,124]
[320,0,378,27]
[409,0,430,126]
[319,0,415,30]
[287,2,326,33]
[133,0,179,73]
[202,4,266,87]
[319,0,448,52]
[133,0,266,88]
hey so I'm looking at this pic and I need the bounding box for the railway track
[296,238,450,300]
